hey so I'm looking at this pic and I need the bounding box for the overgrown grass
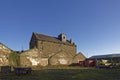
[0,68,120,80]
[9,52,20,67]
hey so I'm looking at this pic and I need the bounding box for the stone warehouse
[0,32,86,67]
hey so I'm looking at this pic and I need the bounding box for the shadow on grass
[0,68,120,80]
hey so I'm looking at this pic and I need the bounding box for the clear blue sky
[0,0,120,57]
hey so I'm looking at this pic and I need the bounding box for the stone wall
[29,34,37,49]
[72,52,86,63]
[0,43,13,66]
[49,51,73,65]
[20,48,48,67]
[37,41,76,58]
[0,43,86,67]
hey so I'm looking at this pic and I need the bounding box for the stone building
[0,43,13,66]
[28,32,77,66]
[0,32,86,67]
[20,48,48,67]
[72,52,86,63]
[30,32,76,58]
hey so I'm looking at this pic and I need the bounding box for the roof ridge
[0,42,13,51]
[33,32,56,38]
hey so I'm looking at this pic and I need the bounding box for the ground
[0,67,120,80]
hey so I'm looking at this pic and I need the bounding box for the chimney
[58,33,66,42]
[70,38,73,44]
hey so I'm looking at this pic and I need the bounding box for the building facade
[30,32,77,58]
[27,32,86,66]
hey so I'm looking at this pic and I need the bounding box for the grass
[0,67,120,80]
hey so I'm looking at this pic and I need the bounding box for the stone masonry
[0,43,13,66]
[0,32,86,67]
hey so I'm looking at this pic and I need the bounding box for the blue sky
[0,0,120,57]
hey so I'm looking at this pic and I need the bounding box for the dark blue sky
[0,0,120,57]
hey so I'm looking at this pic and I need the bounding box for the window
[63,36,65,39]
